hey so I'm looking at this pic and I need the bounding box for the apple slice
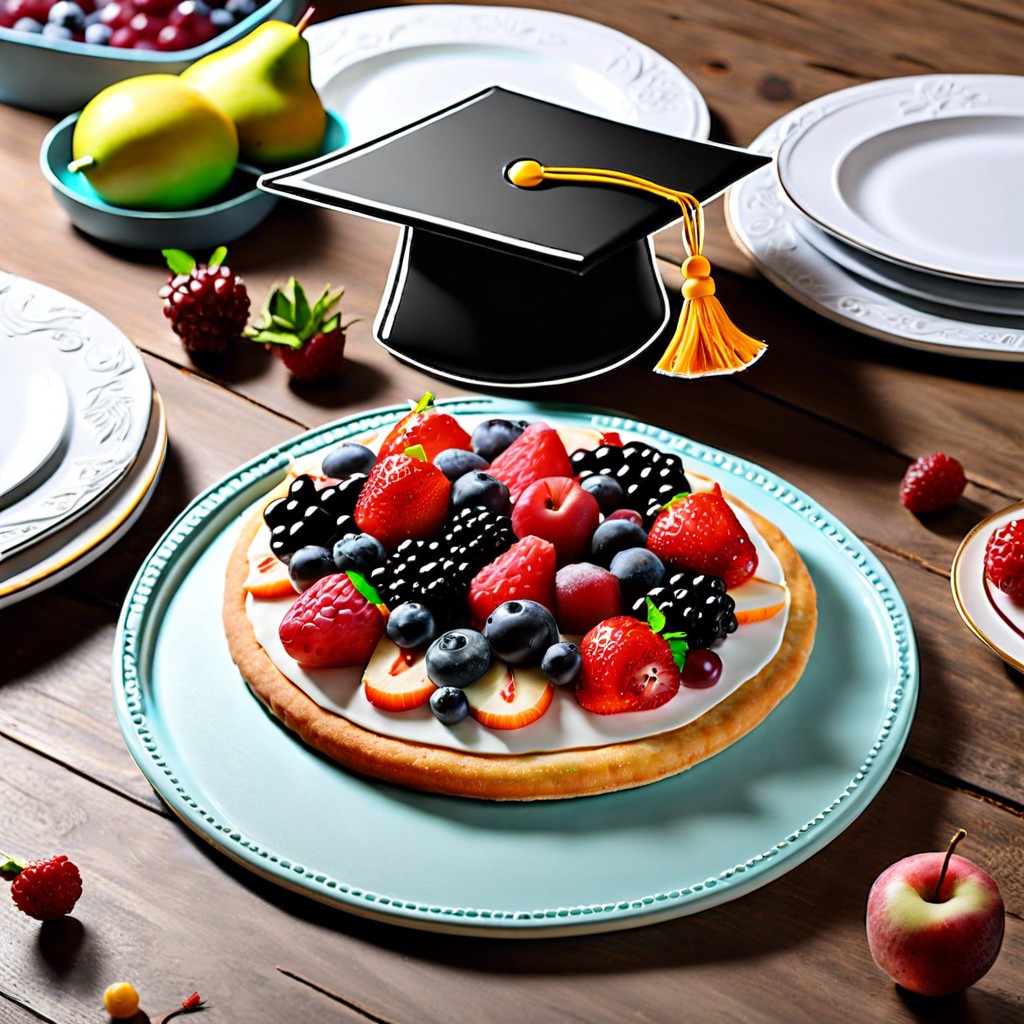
[463,662,553,730]
[244,529,295,600]
[362,636,435,711]
[730,577,787,624]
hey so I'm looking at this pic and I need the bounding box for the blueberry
[13,16,43,30]
[209,6,233,26]
[322,441,375,479]
[471,418,527,461]
[288,545,335,591]
[84,21,112,42]
[434,447,488,481]
[225,0,257,15]
[591,518,648,566]
[451,470,511,514]
[386,602,437,650]
[609,547,665,601]
[426,629,491,688]
[41,21,73,38]
[48,0,85,30]
[580,474,623,514]
[541,641,581,686]
[483,600,559,666]
[430,686,470,725]
[332,532,387,574]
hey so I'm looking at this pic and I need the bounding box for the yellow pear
[181,14,327,168]
[69,75,238,211]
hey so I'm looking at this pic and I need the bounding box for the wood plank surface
[0,0,1021,1021]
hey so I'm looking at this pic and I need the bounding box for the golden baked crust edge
[223,502,817,801]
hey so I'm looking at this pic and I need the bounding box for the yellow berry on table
[103,981,140,1018]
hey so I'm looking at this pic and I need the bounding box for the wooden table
[2,1,1022,1020]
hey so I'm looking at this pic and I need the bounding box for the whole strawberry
[2,853,82,921]
[899,452,966,514]
[985,518,1024,605]
[246,277,346,383]
[647,485,758,588]
[377,392,472,462]
[160,246,250,354]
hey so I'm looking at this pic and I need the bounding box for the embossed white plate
[0,272,153,559]
[726,78,1024,361]
[113,399,917,936]
[307,5,710,146]
[951,499,1024,674]
[776,75,1024,285]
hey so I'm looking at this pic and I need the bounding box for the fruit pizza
[223,397,817,800]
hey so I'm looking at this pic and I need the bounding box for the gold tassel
[507,159,766,379]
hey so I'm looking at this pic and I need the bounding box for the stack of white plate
[726,74,1024,360]
[0,272,166,609]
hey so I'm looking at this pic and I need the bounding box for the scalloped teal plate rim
[112,398,918,936]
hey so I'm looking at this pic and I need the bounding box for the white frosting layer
[242,421,789,755]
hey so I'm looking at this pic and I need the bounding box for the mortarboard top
[259,87,771,386]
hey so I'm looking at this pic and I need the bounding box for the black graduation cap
[258,87,771,386]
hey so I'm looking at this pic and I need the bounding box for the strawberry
[899,452,966,514]
[2,853,82,921]
[279,572,385,668]
[377,393,472,462]
[467,535,557,628]
[245,276,347,384]
[354,447,451,551]
[985,518,1024,605]
[486,422,573,503]
[575,614,681,714]
[647,485,758,588]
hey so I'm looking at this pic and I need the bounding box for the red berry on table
[899,452,966,514]
[647,485,758,589]
[377,392,473,463]
[354,449,451,551]
[245,277,346,384]
[984,518,1024,605]
[2,853,82,921]
[467,534,557,629]
[511,476,600,565]
[279,573,385,668]
[486,422,573,503]
[160,246,249,355]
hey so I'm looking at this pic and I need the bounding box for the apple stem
[67,155,95,174]
[932,828,967,902]
[295,6,314,34]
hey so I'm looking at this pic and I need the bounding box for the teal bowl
[0,0,299,117]
[41,110,346,251]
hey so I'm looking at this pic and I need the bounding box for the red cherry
[680,649,722,688]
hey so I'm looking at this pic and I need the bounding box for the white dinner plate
[793,217,1024,317]
[307,4,711,146]
[775,75,1024,285]
[951,499,1024,674]
[0,272,153,559]
[725,79,1024,361]
[0,392,166,609]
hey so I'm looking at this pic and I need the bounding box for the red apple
[511,476,599,565]
[866,829,1005,997]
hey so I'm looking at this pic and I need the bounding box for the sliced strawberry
[467,535,557,629]
[279,573,385,668]
[354,450,451,551]
[463,662,553,730]
[576,615,680,714]
[362,637,435,710]
[487,422,573,503]
[647,485,758,588]
[377,392,472,463]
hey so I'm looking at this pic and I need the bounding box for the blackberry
[160,247,249,354]
[263,473,367,562]
[369,537,462,625]
[317,473,367,519]
[442,506,516,580]
[634,570,737,649]
[571,442,690,526]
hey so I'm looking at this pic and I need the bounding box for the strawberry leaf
[404,443,428,463]
[207,246,227,269]
[660,491,690,511]
[163,248,196,275]
[0,855,25,880]
[411,392,435,414]
[662,630,689,671]
[346,571,382,607]
[645,597,666,634]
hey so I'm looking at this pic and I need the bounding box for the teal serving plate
[113,399,918,936]
[41,110,346,251]
[0,0,298,116]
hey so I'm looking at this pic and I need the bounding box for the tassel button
[682,255,715,299]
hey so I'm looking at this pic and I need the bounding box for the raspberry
[160,247,249,354]
[899,452,966,514]
[985,518,1024,605]
[7,854,82,921]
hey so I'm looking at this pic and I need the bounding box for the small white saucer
[951,499,1024,673]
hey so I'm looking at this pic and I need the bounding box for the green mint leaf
[207,245,228,269]
[347,571,382,606]
[404,443,428,463]
[163,248,196,275]
[660,491,690,512]
[645,597,666,635]
[663,631,689,672]
[412,392,435,415]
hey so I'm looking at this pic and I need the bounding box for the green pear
[69,75,238,211]
[181,15,327,169]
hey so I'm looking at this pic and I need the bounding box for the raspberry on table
[984,518,1024,605]
[5,853,83,921]
[899,452,966,514]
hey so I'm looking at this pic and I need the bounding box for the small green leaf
[291,278,312,334]
[660,491,690,512]
[0,855,25,880]
[347,571,382,606]
[404,443,428,463]
[663,631,690,672]
[207,245,228,269]
[411,392,435,415]
[244,327,304,349]
[645,597,666,635]
[163,248,196,275]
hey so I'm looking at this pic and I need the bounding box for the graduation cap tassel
[508,160,766,379]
